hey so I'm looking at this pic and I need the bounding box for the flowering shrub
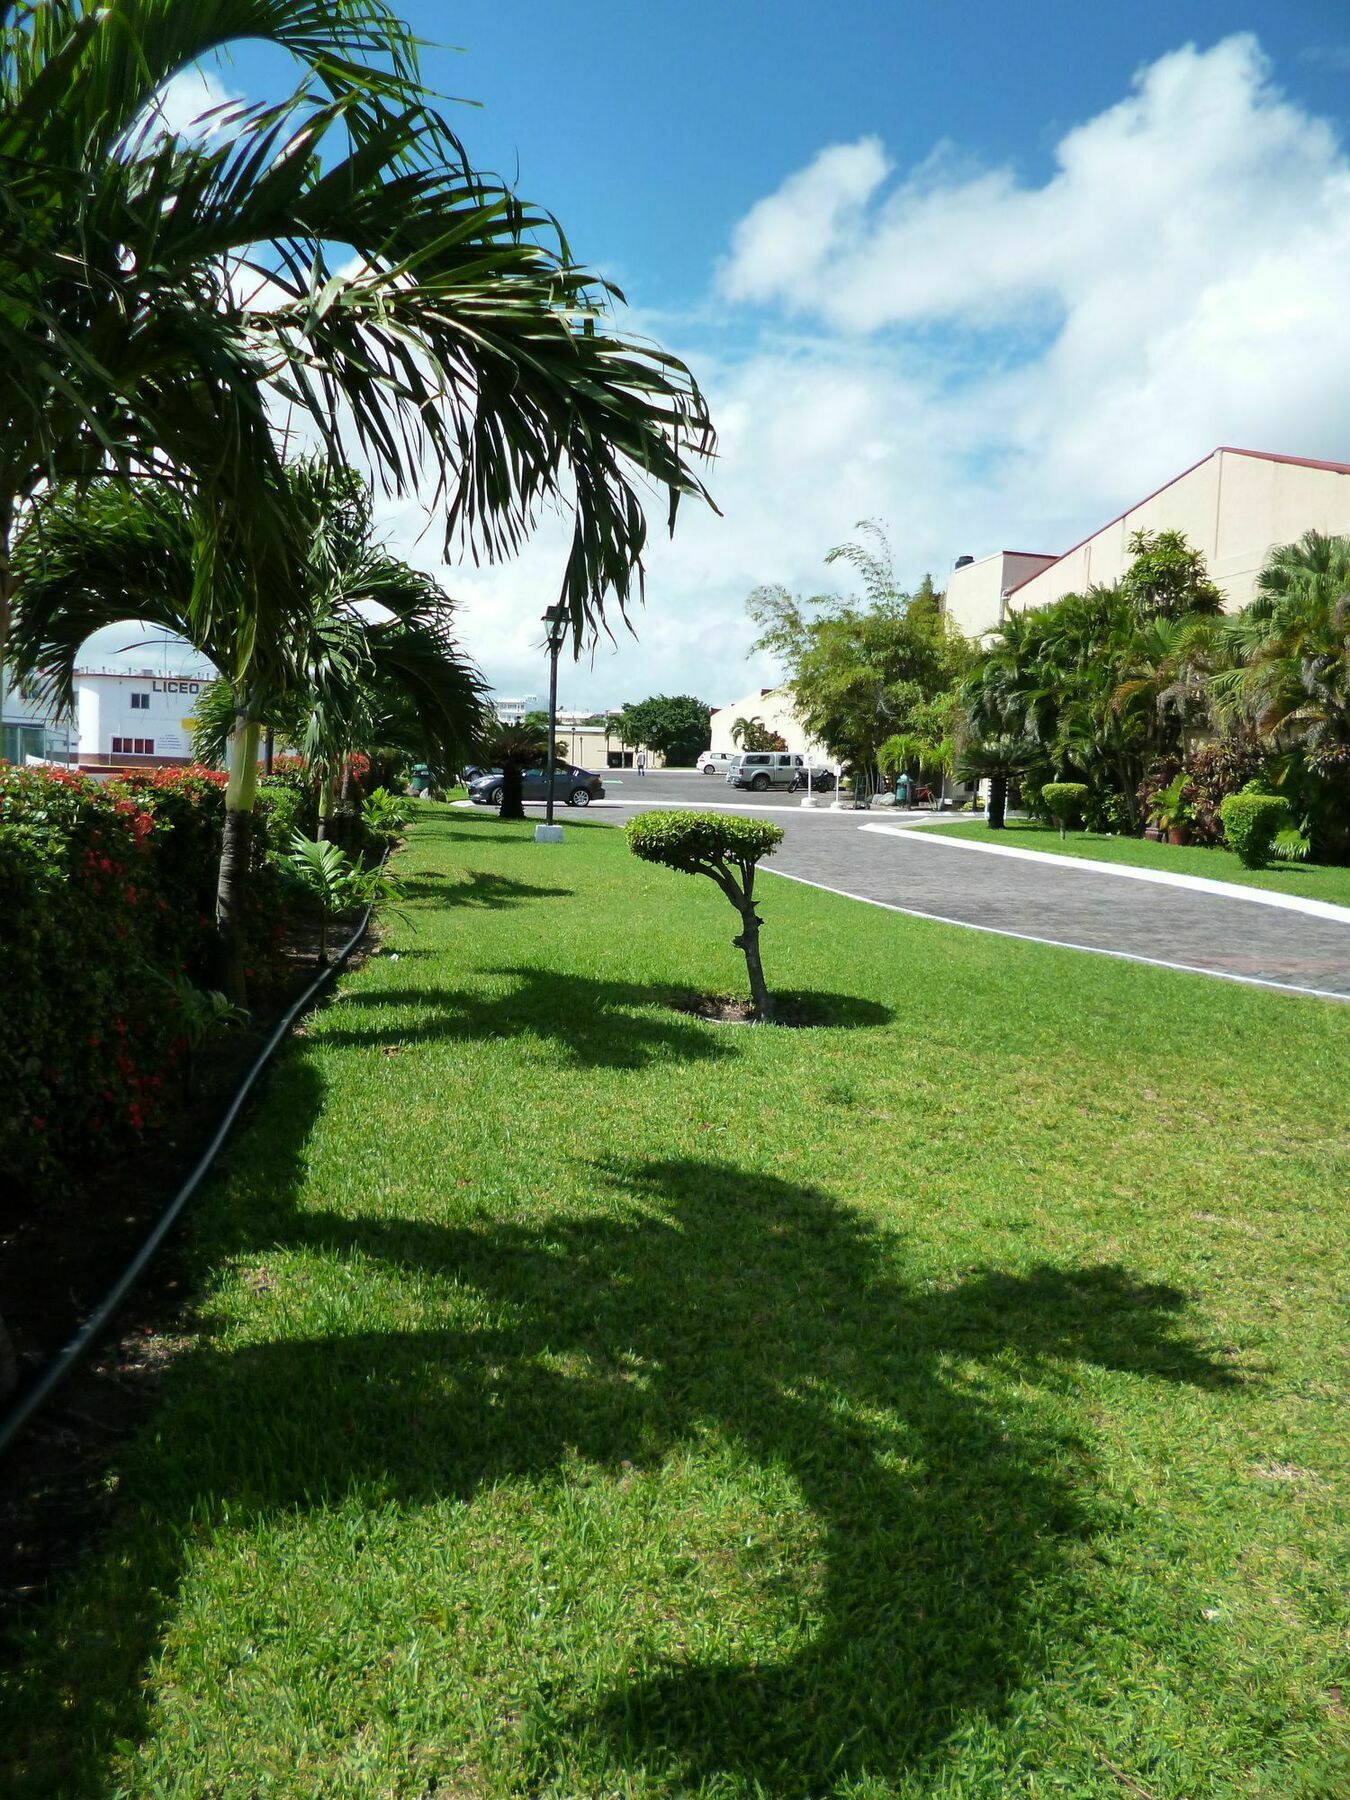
[0,765,299,1188]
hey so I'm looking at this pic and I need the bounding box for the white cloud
[92,36,1350,714]
[145,65,241,142]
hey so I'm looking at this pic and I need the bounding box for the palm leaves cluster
[959,530,1350,846]
[1,0,716,995]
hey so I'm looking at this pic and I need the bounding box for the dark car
[467,765,605,807]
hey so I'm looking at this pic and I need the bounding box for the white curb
[862,824,1350,924]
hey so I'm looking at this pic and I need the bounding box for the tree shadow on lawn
[326,971,891,1068]
[395,870,575,907]
[1,1125,1239,1796]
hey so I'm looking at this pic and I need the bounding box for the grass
[921,818,1350,907]
[2,805,1347,1798]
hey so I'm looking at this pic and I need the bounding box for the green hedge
[0,765,296,1189]
[1220,793,1290,869]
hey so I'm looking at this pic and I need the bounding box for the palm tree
[12,462,487,994]
[486,722,550,821]
[1230,532,1350,749]
[0,0,715,733]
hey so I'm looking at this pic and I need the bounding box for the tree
[625,811,784,1020]
[0,0,716,756]
[12,462,487,995]
[730,714,786,752]
[487,722,549,820]
[1121,530,1224,620]
[615,694,711,765]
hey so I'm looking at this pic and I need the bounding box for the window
[112,737,153,755]
[130,692,150,710]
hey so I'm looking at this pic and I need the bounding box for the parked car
[726,751,805,791]
[696,750,736,775]
[467,764,605,807]
[724,752,837,793]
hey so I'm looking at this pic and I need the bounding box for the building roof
[1005,445,1350,597]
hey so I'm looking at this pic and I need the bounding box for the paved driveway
[583,771,1350,1001]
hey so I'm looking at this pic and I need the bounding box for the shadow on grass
[396,870,574,907]
[323,969,738,1068]
[0,1099,1239,1794]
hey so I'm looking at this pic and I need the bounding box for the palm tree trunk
[0,1310,16,1401]
[316,777,335,841]
[499,763,525,820]
[988,774,1008,829]
[264,727,274,778]
[0,498,13,766]
[217,707,261,1004]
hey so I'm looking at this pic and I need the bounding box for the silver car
[725,751,806,792]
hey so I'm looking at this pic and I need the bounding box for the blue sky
[92,2,1350,708]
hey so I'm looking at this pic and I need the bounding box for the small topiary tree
[1219,793,1289,869]
[625,810,785,1020]
[1041,781,1090,839]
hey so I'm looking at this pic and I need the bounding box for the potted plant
[1148,772,1193,845]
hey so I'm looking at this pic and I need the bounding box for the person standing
[636,748,647,777]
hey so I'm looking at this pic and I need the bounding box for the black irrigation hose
[0,898,379,1462]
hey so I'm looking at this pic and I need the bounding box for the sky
[84,0,1350,712]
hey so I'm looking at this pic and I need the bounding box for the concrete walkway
[584,776,1350,1001]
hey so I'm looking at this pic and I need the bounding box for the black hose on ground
[0,899,378,1462]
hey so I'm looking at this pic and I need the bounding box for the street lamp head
[541,602,569,648]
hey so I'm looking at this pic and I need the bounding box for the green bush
[1041,782,1090,833]
[1220,793,1290,868]
[0,764,298,1188]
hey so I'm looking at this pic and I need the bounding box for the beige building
[945,446,1350,636]
[708,687,828,760]
[553,720,665,770]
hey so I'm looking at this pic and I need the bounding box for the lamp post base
[534,823,565,844]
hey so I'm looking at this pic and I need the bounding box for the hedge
[0,765,301,1189]
[1220,792,1289,869]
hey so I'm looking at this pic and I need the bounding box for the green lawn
[3,806,1347,1798]
[921,818,1350,907]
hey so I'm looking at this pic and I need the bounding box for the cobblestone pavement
[586,772,1350,1001]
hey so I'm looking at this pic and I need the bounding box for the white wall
[1006,448,1350,617]
[944,551,1057,638]
[76,672,208,764]
[709,687,829,759]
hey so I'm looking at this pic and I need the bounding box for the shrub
[1219,793,1289,868]
[1140,739,1268,847]
[283,834,399,962]
[625,811,784,1020]
[1041,782,1090,837]
[0,765,300,1188]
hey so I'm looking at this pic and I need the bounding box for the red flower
[31,1116,47,1131]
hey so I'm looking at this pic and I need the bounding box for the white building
[945,446,1350,637]
[1,677,74,765]
[75,669,211,773]
[708,687,828,760]
[493,695,538,724]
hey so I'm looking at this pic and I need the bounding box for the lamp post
[537,603,568,843]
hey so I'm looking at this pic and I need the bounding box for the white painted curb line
[862,823,1350,924]
[761,867,1349,1004]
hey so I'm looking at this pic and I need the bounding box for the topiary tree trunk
[988,774,1008,830]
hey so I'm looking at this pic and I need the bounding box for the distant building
[493,695,537,724]
[708,687,828,761]
[945,446,1350,637]
[1,677,73,766]
[74,669,211,773]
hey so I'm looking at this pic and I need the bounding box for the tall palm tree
[12,462,487,994]
[0,0,715,720]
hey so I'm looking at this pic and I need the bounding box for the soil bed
[0,908,368,1619]
[669,992,825,1027]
